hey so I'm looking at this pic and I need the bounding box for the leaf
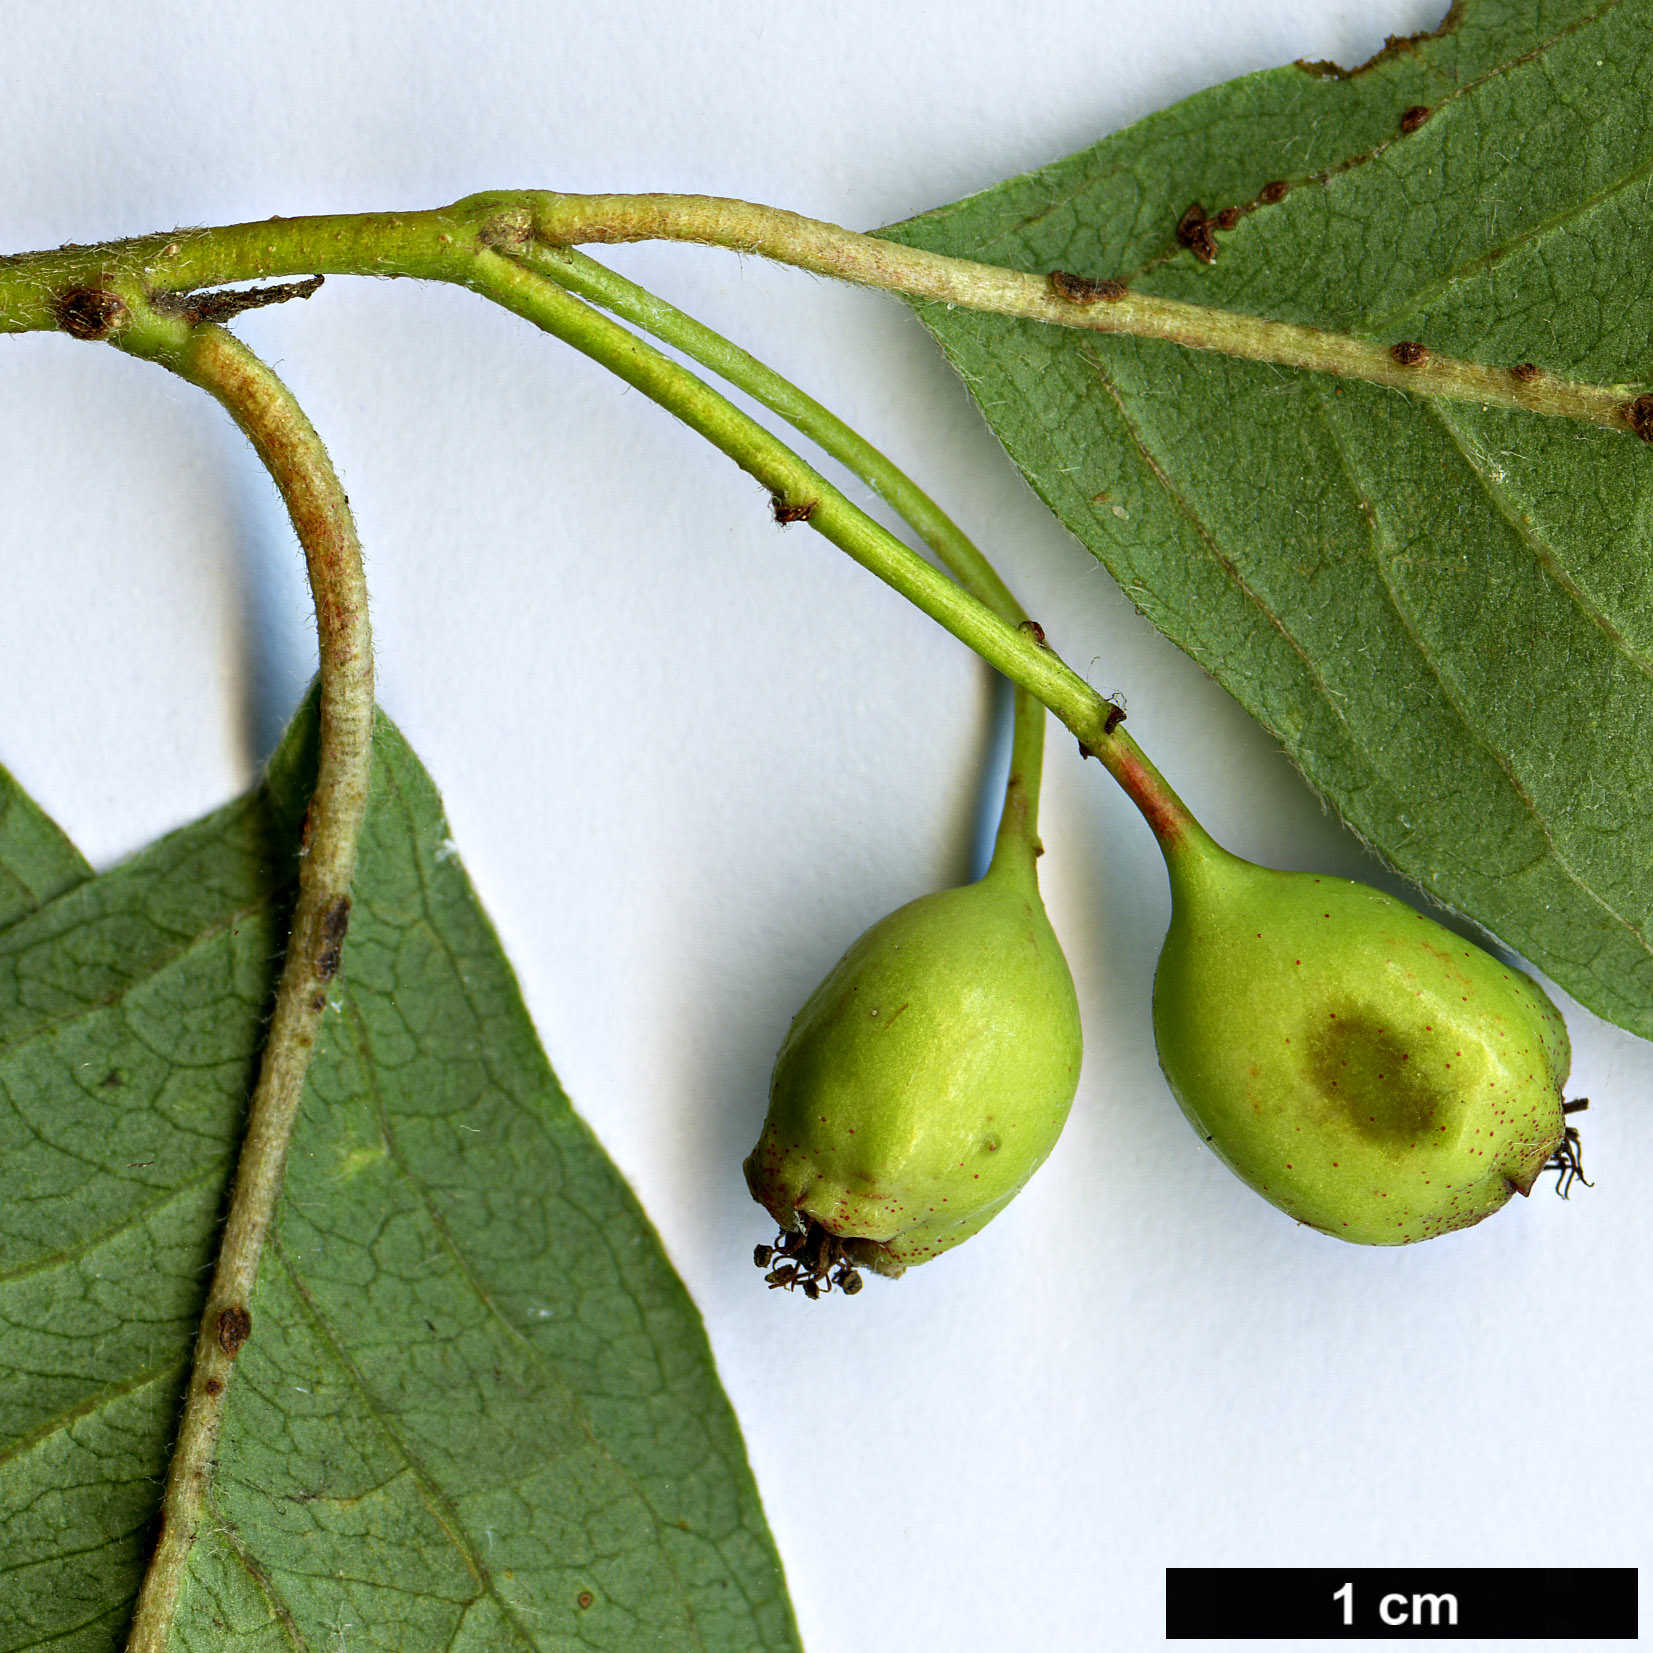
[0,700,798,1651]
[0,762,91,930]
[882,0,1653,1037]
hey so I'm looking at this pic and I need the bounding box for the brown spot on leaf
[1048,270,1128,304]
[1211,206,1242,231]
[1391,340,1429,367]
[1510,362,1541,383]
[203,1377,223,1396]
[1399,105,1432,134]
[1175,203,1218,263]
[1258,180,1292,205]
[577,1592,595,1610]
[1296,4,1466,79]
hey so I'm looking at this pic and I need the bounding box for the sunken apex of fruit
[744,850,1082,1295]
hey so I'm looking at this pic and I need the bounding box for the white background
[2,3,1647,1648]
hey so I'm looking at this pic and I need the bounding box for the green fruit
[1153,834,1569,1244]
[744,849,1082,1289]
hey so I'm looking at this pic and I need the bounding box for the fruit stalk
[515,242,1050,857]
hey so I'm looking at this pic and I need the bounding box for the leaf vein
[1426,397,1653,682]
[0,1156,228,1286]
[1317,398,1653,964]
[0,1354,184,1469]
[268,1232,542,1650]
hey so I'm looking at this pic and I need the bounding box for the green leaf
[0,700,798,1651]
[0,762,90,930]
[882,0,1653,1037]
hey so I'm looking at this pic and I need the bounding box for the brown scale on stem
[771,494,817,525]
[55,287,127,340]
[1048,270,1128,305]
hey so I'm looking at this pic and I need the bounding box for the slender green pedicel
[746,598,1082,1290]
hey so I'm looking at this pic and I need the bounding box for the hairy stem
[519,243,1047,861]
[114,309,374,1653]
[2,191,1645,434]
[4,189,1240,897]
[522,193,1648,430]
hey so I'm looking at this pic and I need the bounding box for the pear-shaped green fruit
[744,853,1082,1285]
[1153,837,1569,1244]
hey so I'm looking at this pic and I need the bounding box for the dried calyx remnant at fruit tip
[743,844,1082,1295]
[1151,816,1582,1245]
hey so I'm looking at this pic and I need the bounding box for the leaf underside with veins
[0,702,798,1651]
[884,0,1653,1037]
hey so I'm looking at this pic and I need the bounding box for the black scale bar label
[1166,1568,1638,1639]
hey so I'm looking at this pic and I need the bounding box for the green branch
[0,188,1283,859]
[3,191,1647,436]
[519,242,1047,855]
[454,248,1202,841]
[113,305,375,1653]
